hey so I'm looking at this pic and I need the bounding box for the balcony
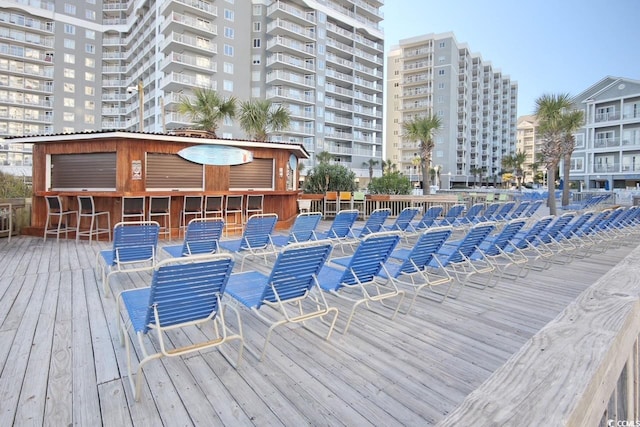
[595,111,621,122]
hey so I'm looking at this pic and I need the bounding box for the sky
[381,0,640,116]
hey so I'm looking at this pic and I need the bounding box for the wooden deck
[0,226,636,426]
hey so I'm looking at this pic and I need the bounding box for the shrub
[302,163,356,194]
[0,171,31,198]
[367,172,412,195]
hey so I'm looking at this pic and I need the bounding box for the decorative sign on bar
[178,145,253,165]
[132,160,142,180]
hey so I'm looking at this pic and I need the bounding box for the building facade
[516,114,540,185]
[0,0,384,179]
[570,76,640,190]
[386,32,517,189]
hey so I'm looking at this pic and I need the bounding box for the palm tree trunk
[422,162,430,195]
[561,152,571,206]
[547,166,557,215]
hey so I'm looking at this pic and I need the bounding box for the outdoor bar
[16,130,308,238]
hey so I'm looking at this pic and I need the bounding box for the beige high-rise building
[386,32,517,190]
[516,114,540,185]
[0,0,384,179]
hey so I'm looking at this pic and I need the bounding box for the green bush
[0,171,31,198]
[302,163,356,194]
[367,172,412,195]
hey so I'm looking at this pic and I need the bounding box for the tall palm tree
[363,158,379,180]
[316,151,332,165]
[402,114,442,194]
[177,87,237,137]
[239,99,291,141]
[559,109,585,206]
[382,159,397,175]
[534,93,573,215]
[469,166,483,188]
[502,151,527,189]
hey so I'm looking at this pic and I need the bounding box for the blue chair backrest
[112,222,160,265]
[513,216,555,249]
[338,231,401,287]
[143,254,235,332]
[397,226,452,274]
[326,210,359,238]
[357,208,391,237]
[260,240,333,305]
[415,205,443,228]
[440,222,495,264]
[538,213,575,243]
[482,219,526,256]
[241,214,278,249]
[507,201,530,219]
[441,204,466,224]
[561,212,593,237]
[524,200,543,217]
[493,201,516,219]
[481,203,501,221]
[386,207,420,231]
[181,218,224,255]
[288,212,322,243]
[464,203,484,220]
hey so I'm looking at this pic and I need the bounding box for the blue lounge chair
[408,205,443,232]
[162,217,224,258]
[381,207,420,232]
[318,231,404,334]
[314,209,359,252]
[225,240,337,360]
[117,254,243,400]
[452,203,485,228]
[434,204,466,226]
[271,211,322,247]
[219,213,278,270]
[503,201,530,220]
[476,202,501,223]
[490,201,516,221]
[522,200,543,219]
[96,221,160,297]
[351,208,391,238]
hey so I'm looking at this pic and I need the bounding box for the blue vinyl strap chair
[355,226,454,312]
[504,201,530,220]
[224,240,337,360]
[96,221,160,297]
[271,212,322,247]
[434,204,466,226]
[408,205,443,232]
[451,203,485,228]
[317,231,404,334]
[476,202,500,223]
[162,217,224,258]
[399,222,495,300]
[522,200,543,218]
[117,254,243,401]
[381,207,420,233]
[520,213,575,271]
[219,213,278,270]
[314,209,359,252]
[350,208,391,238]
[490,201,516,221]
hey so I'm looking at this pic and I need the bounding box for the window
[224,27,234,38]
[437,96,444,103]
[574,133,585,148]
[63,82,74,93]
[84,114,94,124]
[229,158,274,190]
[63,98,74,107]
[438,56,445,63]
[64,3,76,14]
[64,39,75,49]
[223,80,233,91]
[64,24,75,34]
[86,29,95,39]
[438,82,445,89]
[50,153,117,191]
[85,10,96,20]
[85,58,95,68]
[146,153,203,190]
[251,71,260,81]
[253,22,261,32]
[85,72,95,82]
[253,5,262,15]
[85,100,95,110]
[85,86,95,96]
[251,87,260,97]
[570,157,584,172]
[224,9,234,21]
[63,68,75,78]
[85,44,95,54]
[223,62,234,74]
[439,41,445,48]
[224,44,234,56]
[438,69,445,75]
[223,116,233,126]
[252,55,261,65]
[253,38,261,48]
[63,112,74,121]
[63,53,75,64]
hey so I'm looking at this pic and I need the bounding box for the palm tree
[316,151,332,165]
[534,93,573,215]
[239,99,291,141]
[402,115,442,194]
[177,87,237,137]
[469,166,483,188]
[559,109,585,206]
[502,151,527,189]
[382,159,397,175]
[363,158,379,180]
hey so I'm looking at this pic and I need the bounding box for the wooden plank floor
[0,225,636,426]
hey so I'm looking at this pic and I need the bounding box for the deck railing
[439,243,640,426]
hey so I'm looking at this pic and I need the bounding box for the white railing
[440,244,640,426]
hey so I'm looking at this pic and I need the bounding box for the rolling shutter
[229,158,274,190]
[50,152,116,190]
[146,153,203,190]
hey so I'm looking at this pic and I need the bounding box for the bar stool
[180,195,203,237]
[204,195,224,219]
[224,195,243,236]
[44,195,77,241]
[338,191,352,211]
[245,194,264,222]
[323,191,338,217]
[148,196,171,239]
[121,196,145,222]
[76,195,111,243]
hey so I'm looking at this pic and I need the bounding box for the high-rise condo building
[386,32,517,190]
[0,0,385,178]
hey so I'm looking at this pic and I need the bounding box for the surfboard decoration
[178,145,253,165]
[289,154,297,170]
